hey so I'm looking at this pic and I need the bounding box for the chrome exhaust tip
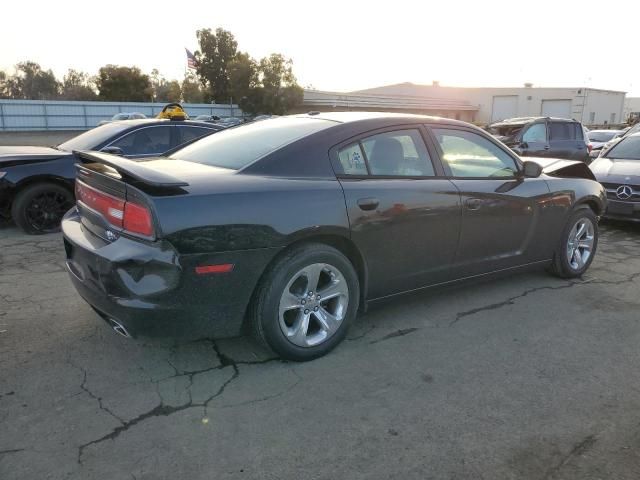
[106,317,131,338]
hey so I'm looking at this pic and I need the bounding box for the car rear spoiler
[75,151,189,188]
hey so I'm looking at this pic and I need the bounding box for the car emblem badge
[616,185,633,200]
[105,230,118,241]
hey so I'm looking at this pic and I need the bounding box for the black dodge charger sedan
[0,118,222,234]
[62,113,606,360]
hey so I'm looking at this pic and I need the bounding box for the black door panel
[341,178,461,298]
[450,178,552,277]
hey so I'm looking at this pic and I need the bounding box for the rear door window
[337,143,368,175]
[361,130,435,177]
[549,122,576,141]
[178,126,213,144]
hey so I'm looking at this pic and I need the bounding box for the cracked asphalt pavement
[2,220,640,479]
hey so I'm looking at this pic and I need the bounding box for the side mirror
[522,160,543,178]
[519,141,529,149]
[101,146,124,156]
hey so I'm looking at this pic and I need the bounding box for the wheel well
[14,176,74,202]
[576,199,602,216]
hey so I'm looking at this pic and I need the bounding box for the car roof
[491,116,578,127]
[589,129,621,134]
[294,111,471,128]
[109,118,219,128]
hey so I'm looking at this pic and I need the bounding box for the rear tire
[550,206,598,278]
[251,243,360,361]
[11,182,74,235]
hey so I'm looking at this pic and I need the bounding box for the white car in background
[588,129,623,158]
[98,112,147,126]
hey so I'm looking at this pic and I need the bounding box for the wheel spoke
[575,222,586,240]
[573,248,584,269]
[303,264,325,293]
[289,313,311,345]
[317,280,348,301]
[578,240,592,250]
[313,307,340,334]
[280,291,302,311]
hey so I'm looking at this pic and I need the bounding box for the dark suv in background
[488,117,590,162]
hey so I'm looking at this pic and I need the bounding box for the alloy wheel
[278,263,349,347]
[566,217,595,271]
[25,191,73,233]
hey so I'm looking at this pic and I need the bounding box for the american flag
[185,48,197,70]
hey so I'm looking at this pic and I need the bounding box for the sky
[3,0,640,95]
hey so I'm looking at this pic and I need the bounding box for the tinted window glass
[433,128,518,178]
[178,126,212,144]
[522,123,547,143]
[110,126,173,155]
[606,135,640,160]
[57,122,131,152]
[170,117,334,170]
[588,131,618,142]
[549,122,576,141]
[337,143,367,175]
[360,130,434,176]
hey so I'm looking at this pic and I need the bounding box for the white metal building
[623,97,640,122]
[350,83,626,126]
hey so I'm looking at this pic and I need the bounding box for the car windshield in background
[113,113,130,120]
[605,135,640,160]
[489,125,523,139]
[170,117,335,170]
[57,123,132,152]
[588,131,619,142]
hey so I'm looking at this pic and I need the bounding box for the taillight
[76,181,154,237]
[123,201,153,236]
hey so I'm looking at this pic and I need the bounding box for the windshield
[169,117,335,170]
[57,123,132,152]
[588,131,619,142]
[488,125,523,140]
[113,113,129,120]
[605,135,640,160]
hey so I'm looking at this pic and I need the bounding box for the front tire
[11,182,74,235]
[251,243,360,361]
[550,207,598,278]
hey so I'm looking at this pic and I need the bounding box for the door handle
[544,145,550,150]
[464,198,483,211]
[357,198,379,211]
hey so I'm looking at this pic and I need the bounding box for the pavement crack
[543,434,597,479]
[0,448,24,455]
[450,280,589,327]
[69,362,126,426]
[369,327,419,344]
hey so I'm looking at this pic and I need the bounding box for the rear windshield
[169,117,334,170]
[605,135,640,160]
[58,122,132,152]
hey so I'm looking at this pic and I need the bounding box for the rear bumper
[603,200,640,223]
[62,207,280,339]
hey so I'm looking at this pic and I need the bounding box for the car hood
[521,156,597,180]
[0,146,71,167]
[589,157,640,184]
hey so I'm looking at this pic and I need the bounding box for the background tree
[150,69,182,103]
[4,61,60,100]
[256,53,303,115]
[60,69,97,100]
[0,71,7,98]
[195,27,238,102]
[181,73,204,103]
[96,65,152,102]
[229,52,258,110]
